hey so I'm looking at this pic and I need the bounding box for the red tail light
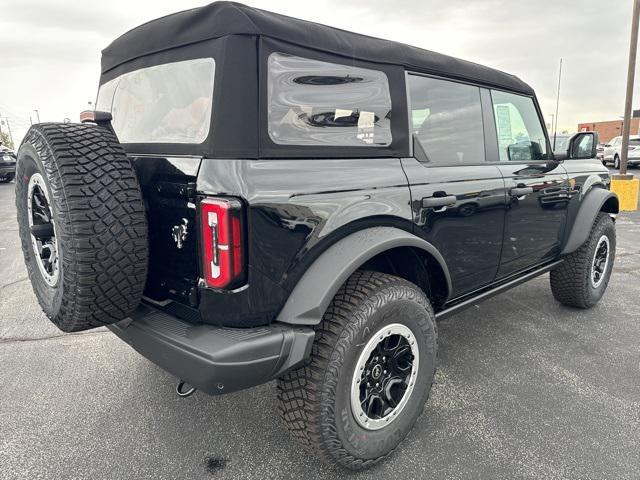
[200,198,245,289]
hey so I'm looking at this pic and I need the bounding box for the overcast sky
[0,0,637,147]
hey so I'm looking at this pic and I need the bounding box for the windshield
[96,58,215,144]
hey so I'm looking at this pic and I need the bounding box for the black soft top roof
[101,1,534,95]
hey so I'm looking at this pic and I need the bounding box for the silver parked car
[602,135,640,169]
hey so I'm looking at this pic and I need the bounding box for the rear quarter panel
[196,158,413,325]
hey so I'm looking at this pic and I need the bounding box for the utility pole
[552,58,563,151]
[620,0,640,176]
[33,109,41,123]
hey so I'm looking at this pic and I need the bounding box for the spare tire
[15,123,148,332]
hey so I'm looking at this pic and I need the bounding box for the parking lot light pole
[620,0,640,176]
[611,0,640,211]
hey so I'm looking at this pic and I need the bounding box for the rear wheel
[278,271,437,469]
[614,154,620,169]
[16,123,148,332]
[550,213,615,308]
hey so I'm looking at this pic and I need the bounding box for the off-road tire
[15,123,148,332]
[277,271,437,470]
[550,212,615,308]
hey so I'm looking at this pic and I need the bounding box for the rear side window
[96,58,215,144]
[491,90,548,161]
[267,53,392,147]
[408,74,485,164]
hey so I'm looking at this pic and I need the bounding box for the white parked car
[602,135,640,169]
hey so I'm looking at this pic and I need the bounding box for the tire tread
[277,271,436,469]
[550,212,615,308]
[16,123,148,332]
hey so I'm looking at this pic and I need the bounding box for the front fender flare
[276,226,452,325]
[561,188,619,255]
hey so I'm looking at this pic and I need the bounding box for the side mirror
[568,131,599,160]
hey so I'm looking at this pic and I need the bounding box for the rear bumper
[109,303,314,395]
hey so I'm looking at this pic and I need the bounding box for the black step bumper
[108,303,314,395]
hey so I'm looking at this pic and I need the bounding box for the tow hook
[176,380,196,398]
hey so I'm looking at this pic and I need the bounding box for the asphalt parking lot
[1,169,639,480]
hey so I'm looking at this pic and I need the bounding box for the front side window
[267,53,392,147]
[408,74,485,164]
[96,58,215,144]
[491,90,548,161]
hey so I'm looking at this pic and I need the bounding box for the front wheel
[278,271,437,469]
[550,213,615,308]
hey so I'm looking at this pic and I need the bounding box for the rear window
[267,53,392,147]
[96,58,215,144]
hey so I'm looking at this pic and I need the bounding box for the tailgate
[132,155,202,308]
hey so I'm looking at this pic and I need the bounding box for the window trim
[405,71,553,167]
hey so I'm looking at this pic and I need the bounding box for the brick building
[578,118,640,144]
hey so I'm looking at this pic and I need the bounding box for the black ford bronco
[15,2,619,470]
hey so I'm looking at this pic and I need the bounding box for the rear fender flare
[276,226,451,325]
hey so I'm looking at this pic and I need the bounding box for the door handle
[510,186,533,197]
[423,195,457,208]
